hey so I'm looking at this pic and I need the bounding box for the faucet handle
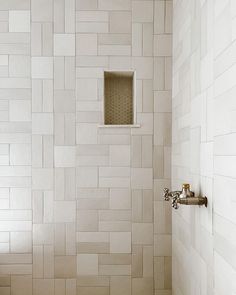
[163,188,170,201]
[172,194,179,209]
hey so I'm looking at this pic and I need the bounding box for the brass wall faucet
[163,184,207,209]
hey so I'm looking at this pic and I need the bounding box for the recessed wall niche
[104,71,135,125]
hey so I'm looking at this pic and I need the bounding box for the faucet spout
[177,196,207,207]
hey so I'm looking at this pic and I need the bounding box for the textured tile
[132,1,153,23]
[76,34,97,56]
[54,34,75,56]
[55,256,76,278]
[77,254,98,275]
[9,100,31,122]
[54,146,76,168]
[110,276,131,295]
[32,0,53,21]
[9,11,30,32]
[132,223,153,245]
[109,12,131,34]
[110,232,131,253]
[54,201,76,223]
[32,113,53,135]
[32,57,53,79]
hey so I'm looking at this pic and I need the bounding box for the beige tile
[11,275,32,295]
[33,224,54,245]
[33,246,43,278]
[109,12,131,34]
[143,23,153,57]
[154,1,164,34]
[142,190,153,223]
[99,34,131,45]
[164,257,171,289]
[32,113,53,135]
[32,0,53,21]
[98,45,131,56]
[32,168,53,190]
[43,245,54,278]
[132,190,142,222]
[154,235,171,256]
[77,167,98,188]
[9,100,31,122]
[77,242,109,254]
[143,246,153,277]
[99,210,131,222]
[54,0,65,33]
[110,232,131,253]
[0,287,10,295]
[109,145,130,166]
[76,123,98,144]
[76,11,108,22]
[110,189,131,210]
[55,224,65,255]
[143,80,154,112]
[76,0,98,10]
[54,201,76,223]
[33,279,54,295]
[99,221,131,232]
[132,223,153,245]
[132,1,153,23]
[10,232,31,253]
[9,55,30,78]
[132,23,142,56]
[98,0,131,10]
[76,34,97,56]
[77,210,98,231]
[165,1,172,34]
[154,35,172,57]
[131,136,142,167]
[9,11,30,33]
[77,198,109,210]
[131,168,153,189]
[99,265,131,276]
[99,254,131,265]
[54,90,75,113]
[31,57,53,79]
[0,275,10,286]
[110,276,131,295]
[76,22,108,33]
[132,278,153,295]
[10,188,31,210]
[77,254,98,275]
[154,91,171,113]
[77,287,109,295]
[54,279,65,295]
[54,146,76,168]
[78,232,109,243]
[153,146,164,179]
[66,279,76,295]
[55,256,76,278]
[132,246,143,277]
[154,256,163,289]
[77,276,109,287]
[142,136,153,168]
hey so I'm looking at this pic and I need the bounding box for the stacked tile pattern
[172,0,236,294]
[0,1,32,295]
[0,0,172,294]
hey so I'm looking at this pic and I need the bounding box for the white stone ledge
[98,124,141,128]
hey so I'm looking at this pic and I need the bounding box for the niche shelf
[103,71,136,126]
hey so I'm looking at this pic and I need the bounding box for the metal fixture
[163,184,207,209]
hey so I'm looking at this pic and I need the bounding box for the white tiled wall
[172,0,236,294]
[0,0,172,294]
